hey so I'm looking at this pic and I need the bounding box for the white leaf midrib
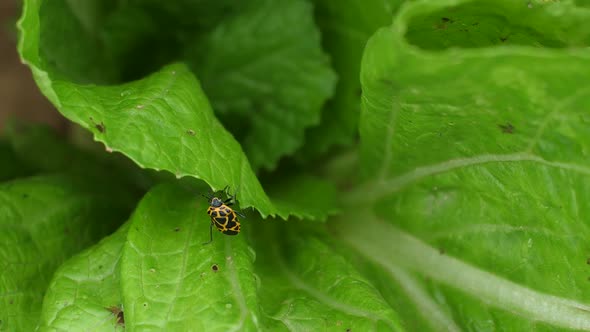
[338,216,590,331]
[269,240,398,331]
[346,152,590,204]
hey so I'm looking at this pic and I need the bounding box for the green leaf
[0,140,30,181]
[38,223,129,332]
[17,0,336,219]
[120,183,262,331]
[0,175,133,331]
[342,0,590,329]
[5,120,157,192]
[252,222,404,331]
[266,175,340,221]
[187,0,336,171]
[300,0,401,159]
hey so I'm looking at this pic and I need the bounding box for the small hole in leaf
[211,264,219,272]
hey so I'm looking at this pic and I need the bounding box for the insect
[202,186,245,245]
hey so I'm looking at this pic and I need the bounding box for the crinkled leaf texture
[37,183,399,331]
[0,175,132,331]
[187,0,336,171]
[39,223,129,331]
[120,183,263,331]
[338,0,590,330]
[300,0,401,159]
[18,7,274,214]
[252,223,404,331]
[18,0,336,185]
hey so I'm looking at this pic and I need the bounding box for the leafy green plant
[5,0,590,330]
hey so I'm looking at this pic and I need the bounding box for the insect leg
[202,221,214,245]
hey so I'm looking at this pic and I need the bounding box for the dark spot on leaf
[379,79,395,86]
[9,299,13,304]
[174,227,181,232]
[357,88,362,96]
[586,257,590,265]
[106,306,125,326]
[435,23,447,30]
[498,123,514,134]
[500,36,508,42]
[22,193,29,199]
[187,129,195,136]
[472,22,479,26]
[211,264,219,272]
[143,302,148,307]
[98,265,103,269]
[460,28,469,32]
[441,17,453,23]
[95,122,105,133]
[346,329,352,332]
[439,248,446,255]
[89,117,105,133]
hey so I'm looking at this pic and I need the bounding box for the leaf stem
[333,213,590,330]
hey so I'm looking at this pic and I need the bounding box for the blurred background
[0,0,65,134]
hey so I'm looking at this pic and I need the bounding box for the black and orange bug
[202,186,245,245]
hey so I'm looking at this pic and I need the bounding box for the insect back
[202,186,245,245]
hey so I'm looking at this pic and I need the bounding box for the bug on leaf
[202,186,245,245]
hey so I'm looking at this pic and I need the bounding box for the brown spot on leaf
[187,129,195,136]
[106,306,125,326]
[95,122,105,133]
[211,264,219,272]
[498,123,514,134]
[89,117,105,133]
